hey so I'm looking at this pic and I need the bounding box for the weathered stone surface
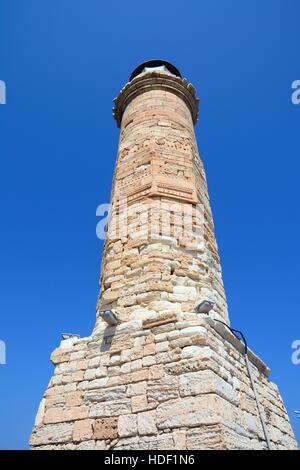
[181,345,209,358]
[137,411,157,436]
[115,433,175,450]
[73,419,93,442]
[118,414,137,438]
[179,369,238,405]
[84,386,126,403]
[30,422,74,446]
[93,417,118,440]
[95,440,106,450]
[44,405,88,424]
[186,424,224,450]
[84,367,107,380]
[66,391,83,407]
[164,355,216,375]
[89,399,131,418]
[173,430,187,450]
[126,381,146,397]
[77,440,95,450]
[131,395,149,413]
[156,395,228,429]
[142,312,178,330]
[147,377,179,403]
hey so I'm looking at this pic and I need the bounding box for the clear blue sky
[0,0,299,450]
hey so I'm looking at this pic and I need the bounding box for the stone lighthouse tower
[30,61,297,450]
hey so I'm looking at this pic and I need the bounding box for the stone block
[149,364,164,380]
[84,385,126,403]
[118,414,138,438]
[142,312,178,329]
[30,422,74,446]
[156,395,230,429]
[155,341,169,353]
[84,367,107,380]
[173,430,187,450]
[142,355,156,367]
[66,391,83,407]
[186,424,224,450]
[126,381,147,397]
[73,419,93,442]
[131,395,148,413]
[181,345,210,359]
[93,417,118,440]
[89,399,131,418]
[77,440,96,450]
[147,377,179,404]
[137,411,157,436]
[179,369,238,405]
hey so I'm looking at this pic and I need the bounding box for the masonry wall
[97,70,228,323]
[30,311,297,450]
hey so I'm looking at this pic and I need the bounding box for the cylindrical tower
[97,60,228,323]
[30,61,298,451]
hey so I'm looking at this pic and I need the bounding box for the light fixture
[99,309,119,326]
[195,300,215,314]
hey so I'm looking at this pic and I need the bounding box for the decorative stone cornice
[113,71,199,127]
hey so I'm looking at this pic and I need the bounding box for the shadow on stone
[100,325,117,352]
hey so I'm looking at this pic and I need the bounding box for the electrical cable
[213,318,272,450]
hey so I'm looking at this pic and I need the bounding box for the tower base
[30,311,297,450]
